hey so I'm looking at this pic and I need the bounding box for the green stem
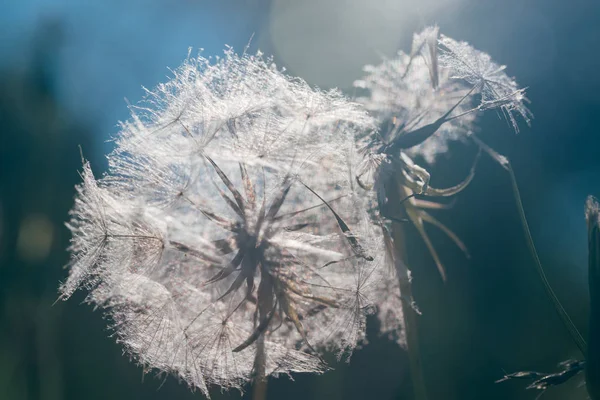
[507,163,587,355]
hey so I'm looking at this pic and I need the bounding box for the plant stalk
[253,379,268,400]
[385,175,429,400]
[472,135,586,355]
[586,196,600,399]
[506,164,587,355]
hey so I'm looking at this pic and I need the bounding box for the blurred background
[1,0,599,399]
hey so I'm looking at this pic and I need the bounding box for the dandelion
[355,26,478,164]
[438,35,532,133]
[354,27,531,280]
[59,48,391,396]
[354,27,532,400]
[356,27,532,162]
[60,26,535,400]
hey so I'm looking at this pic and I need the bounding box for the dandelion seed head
[356,27,531,163]
[438,34,532,132]
[353,27,528,285]
[61,48,389,396]
[355,29,478,164]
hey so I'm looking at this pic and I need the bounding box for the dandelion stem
[396,264,429,400]
[253,379,268,400]
[386,176,429,400]
[472,134,586,354]
[505,160,586,355]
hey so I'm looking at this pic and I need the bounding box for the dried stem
[252,379,268,400]
[506,164,587,355]
[472,135,586,355]
[386,176,429,400]
[586,196,600,399]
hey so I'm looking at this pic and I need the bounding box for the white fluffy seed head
[355,27,531,164]
[61,48,402,396]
